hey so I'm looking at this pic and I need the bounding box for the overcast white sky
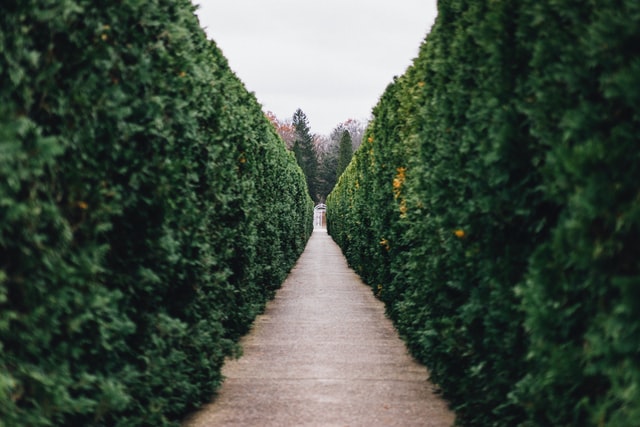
[195,1,438,136]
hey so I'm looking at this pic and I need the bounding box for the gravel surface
[182,229,455,427]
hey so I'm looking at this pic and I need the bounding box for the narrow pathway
[183,229,455,427]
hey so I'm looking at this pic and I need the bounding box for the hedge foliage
[327,1,640,426]
[0,1,313,426]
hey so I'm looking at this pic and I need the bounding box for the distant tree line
[267,109,365,203]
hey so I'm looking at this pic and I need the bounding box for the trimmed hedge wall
[0,1,313,426]
[327,1,640,426]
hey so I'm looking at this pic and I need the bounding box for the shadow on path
[183,229,455,426]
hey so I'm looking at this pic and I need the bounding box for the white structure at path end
[313,204,326,229]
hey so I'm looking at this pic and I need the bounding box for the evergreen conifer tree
[336,129,353,178]
[316,148,338,202]
[292,108,318,201]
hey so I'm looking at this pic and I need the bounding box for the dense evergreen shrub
[327,1,640,425]
[513,2,640,425]
[0,1,312,426]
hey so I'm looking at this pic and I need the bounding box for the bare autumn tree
[313,134,332,156]
[265,111,296,149]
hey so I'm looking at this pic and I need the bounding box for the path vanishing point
[183,229,455,427]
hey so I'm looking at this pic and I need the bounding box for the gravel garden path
[183,229,455,427]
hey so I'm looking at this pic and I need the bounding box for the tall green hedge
[0,1,313,426]
[327,1,640,426]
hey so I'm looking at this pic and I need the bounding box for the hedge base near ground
[328,1,640,426]
[0,1,313,426]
